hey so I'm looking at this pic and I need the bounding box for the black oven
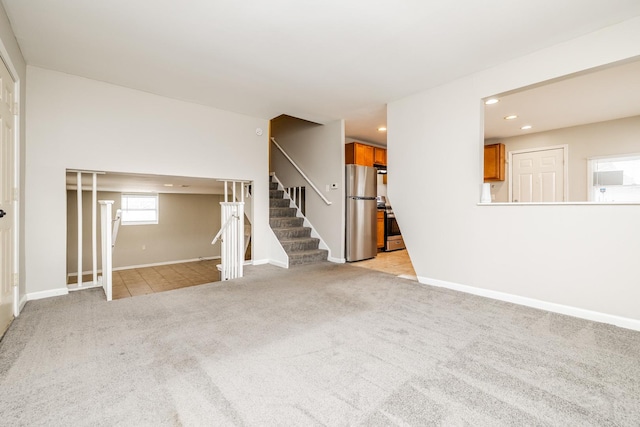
[385,212,405,251]
[386,214,402,236]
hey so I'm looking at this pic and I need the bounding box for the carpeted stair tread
[269,189,284,198]
[270,217,304,228]
[279,237,321,253]
[269,198,291,208]
[287,249,329,265]
[272,227,312,239]
[269,207,297,217]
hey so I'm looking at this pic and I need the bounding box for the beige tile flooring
[68,249,415,300]
[350,249,417,279]
[68,260,220,300]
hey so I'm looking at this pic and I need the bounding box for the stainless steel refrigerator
[346,164,377,262]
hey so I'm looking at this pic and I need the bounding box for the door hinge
[13,273,19,287]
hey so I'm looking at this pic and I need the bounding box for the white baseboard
[68,282,103,292]
[251,259,270,266]
[269,259,288,269]
[66,256,222,277]
[19,294,27,312]
[328,256,345,263]
[27,287,69,301]
[418,276,640,332]
[113,256,220,271]
[114,256,221,271]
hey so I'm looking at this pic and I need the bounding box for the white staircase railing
[285,186,306,215]
[67,169,104,290]
[271,137,332,206]
[211,213,238,246]
[98,200,114,301]
[212,180,248,281]
[112,209,122,252]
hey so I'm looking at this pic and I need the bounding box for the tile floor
[68,260,220,300]
[68,249,415,300]
[350,249,417,279]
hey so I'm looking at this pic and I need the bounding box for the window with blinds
[121,194,159,225]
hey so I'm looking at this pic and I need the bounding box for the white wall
[388,17,640,326]
[0,3,27,303]
[25,67,269,296]
[270,116,345,260]
[487,115,640,202]
[67,191,224,272]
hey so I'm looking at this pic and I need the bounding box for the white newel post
[99,200,114,301]
[219,201,245,281]
[213,180,248,281]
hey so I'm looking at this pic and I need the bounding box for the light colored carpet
[1,262,639,426]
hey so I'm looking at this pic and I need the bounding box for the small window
[589,154,640,202]
[121,194,159,225]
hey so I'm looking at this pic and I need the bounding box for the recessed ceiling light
[485,98,499,105]
[521,125,532,130]
[163,183,174,187]
[378,127,387,132]
[504,115,518,120]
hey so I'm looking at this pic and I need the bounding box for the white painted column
[236,201,244,278]
[77,171,83,287]
[220,202,232,281]
[92,173,98,284]
[99,200,114,301]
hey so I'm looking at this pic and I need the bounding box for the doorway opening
[350,249,416,280]
[0,53,18,335]
[66,171,254,299]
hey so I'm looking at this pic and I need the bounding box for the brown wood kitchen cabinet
[345,142,387,167]
[377,210,385,249]
[345,142,374,166]
[374,147,387,166]
[484,143,505,181]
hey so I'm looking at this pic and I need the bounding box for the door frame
[508,144,569,203]
[0,45,21,318]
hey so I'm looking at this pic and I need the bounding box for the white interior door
[511,147,566,202]
[0,57,16,336]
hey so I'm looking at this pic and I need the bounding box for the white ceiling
[66,171,230,195]
[4,0,640,146]
[484,58,640,139]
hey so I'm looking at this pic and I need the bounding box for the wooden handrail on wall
[270,137,332,206]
